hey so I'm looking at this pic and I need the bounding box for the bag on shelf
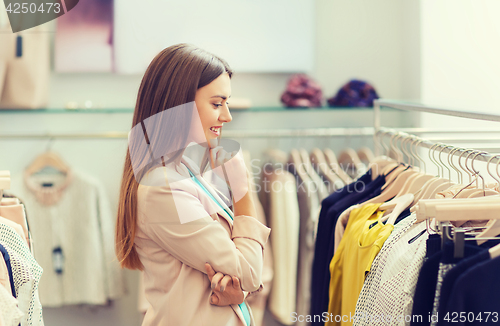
[0,10,50,109]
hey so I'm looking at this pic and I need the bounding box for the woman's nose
[219,105,232,123]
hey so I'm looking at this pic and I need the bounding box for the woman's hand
[205,263,244,306]
[208,145,250,202]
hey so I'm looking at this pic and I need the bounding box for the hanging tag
[16,35,23,57]
[52,247,64,274]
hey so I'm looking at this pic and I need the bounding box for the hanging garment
[326,203,394,326]
[0,216,26,248]
[0,223,43,326]
[439,255,500,326]
[0,243,14,297]
[429,240,500,326]
[0,206,29,246]
[135,155,270,326]
[242,150,273,326]
[435,250,491,326]
[295,173,320,326]
[410,239,500,326]
[410,237,443,326]
[0,282,23,326]
[14,169,126,307]
[261,169,300,325]
[354,215,427,326]
[310,170,386,326]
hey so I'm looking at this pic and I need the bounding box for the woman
[116,43,271,326]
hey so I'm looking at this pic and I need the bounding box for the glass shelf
[0,106,376,113]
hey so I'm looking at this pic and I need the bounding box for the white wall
[419,0,500,180]
[49,0,415,110]
[420,0,500,130]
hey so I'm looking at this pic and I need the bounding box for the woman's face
[193,73,232,144]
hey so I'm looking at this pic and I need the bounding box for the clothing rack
[1,127,500,140]
[374,99,500,164]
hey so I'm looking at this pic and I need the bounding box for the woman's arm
[139,184,270,293]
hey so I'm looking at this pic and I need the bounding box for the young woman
[116,44,271,326]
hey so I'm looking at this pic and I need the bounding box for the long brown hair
[116,44,232,270]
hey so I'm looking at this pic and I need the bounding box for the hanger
[453,150,484,198]
[378,134,418,194]
[467,152,499,198]
[379,193,414,225]
[357,147,375,165]
[475,154,500,245]
[0,171,11,199]
[25,138,70,176]
[416,144,454,201]
[337,148,364,177]
[310,148,344,191]
[398,137,434,196]
[289,149,312,183]
[393,135,423,196]
[398,138,428,194]
[368,130,398,181]
[413,144,453,200]
[363,134,413,204]
[323,148,353,185]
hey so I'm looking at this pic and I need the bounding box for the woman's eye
[213,104,222,108]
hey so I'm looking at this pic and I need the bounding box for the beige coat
[135,156,271,326]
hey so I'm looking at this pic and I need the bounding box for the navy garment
[410,235,442,326]
[310,169,386,325]
[441,255,500,326]
[411,239,499,326]
[436,250,490,326]
[0,243,16,297]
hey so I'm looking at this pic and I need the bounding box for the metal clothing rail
[0,128,376,140]
[2,128,500,140]
[374,99,500,164]
[374,99,500,126]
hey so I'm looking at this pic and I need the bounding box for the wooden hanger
[289,149,311,183]
[489,243,500,259]
[310,148,343,191]
[380,193,414,225]
[357,147,375,165]
[25,151,70,176]
[473,154,500,245]
[324,148,353,185]
[0,172,11,199]
[337,148,364,172]
[364,166,410,204]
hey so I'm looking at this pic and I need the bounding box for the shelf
[0,106,376,114]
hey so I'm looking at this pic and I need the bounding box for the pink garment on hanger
[0,205,29,246]
[0,198,20,206]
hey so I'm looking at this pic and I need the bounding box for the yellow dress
[325,203,394,326]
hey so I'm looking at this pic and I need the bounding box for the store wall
[419,0,500,177]
[49,0,416,110]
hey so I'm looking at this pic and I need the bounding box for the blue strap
[238,302,251,326]
[186,168,233,220]
[186,167,251,325]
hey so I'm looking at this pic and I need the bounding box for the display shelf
[0,106,377,114]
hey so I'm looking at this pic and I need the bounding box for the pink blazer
[135,156,271,326]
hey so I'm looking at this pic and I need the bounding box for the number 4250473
[6,2,61,14]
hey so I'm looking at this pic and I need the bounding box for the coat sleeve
[139,185,271,293]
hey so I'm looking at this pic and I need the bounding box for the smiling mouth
[209,126,221,135]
